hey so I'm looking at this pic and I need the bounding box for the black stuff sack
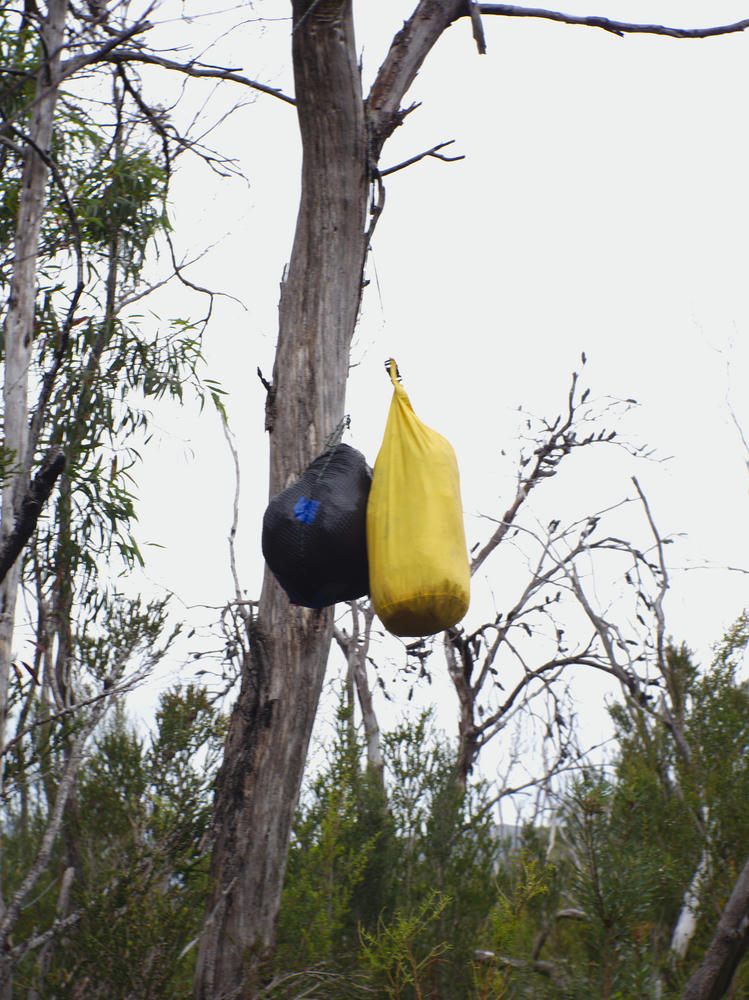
[262,443,372,609]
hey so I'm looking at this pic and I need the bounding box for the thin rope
[310,414,351,487]
[322,414,350,453]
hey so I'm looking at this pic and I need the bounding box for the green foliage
[7,617,749,1000]
[553,771,681,999]
[75,594,177,684]
[276,701,384,969]
[505,626,749,1000]
[359,890,451,1000]
[689,620,749,865]
[6,685,227,999]
[273,622,749,1000]
[0,8,222,597]
[75,149,170,279]
[78,703,148,841]
[0,5,231,992]
[474,852,552,999]
[273,703,499,999]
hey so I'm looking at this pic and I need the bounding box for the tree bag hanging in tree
[262,443,371,609]
[366,359,470,637]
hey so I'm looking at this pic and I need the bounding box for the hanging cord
[353,246,387,370]
[322,414,350,453]
[311,414,351,486]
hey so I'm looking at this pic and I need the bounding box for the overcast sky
[121,0,749,778]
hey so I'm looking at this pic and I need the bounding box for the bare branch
[221,417,246,617]
[474,949,561,980]
[631,477,668,678]
[163,229,216,334]
[0,697,107,955]
[478,5,749,40]
[366,0,749,162]
[2,668,150,761]
[448,472,658,786]
[530,907,586,963]
[379,139,465,177]
[365,167,385,243]
[471,371,583,575]
[95,49,296,105]
[116,62,252,179]
[477,652,597,737]
[4,911,81,970]
[367,0,465,157]
[566,563,628,677]
[0,15,154,141]
[727,397,749,478]
[335,601,383,783]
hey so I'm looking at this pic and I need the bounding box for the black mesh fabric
[261,444,372,609]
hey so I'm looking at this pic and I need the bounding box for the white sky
[118,0,749,785]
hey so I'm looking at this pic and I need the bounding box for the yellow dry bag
[366,359,470,637]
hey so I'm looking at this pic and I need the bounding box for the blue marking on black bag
[293,497,320,524]
[262,444,372,609]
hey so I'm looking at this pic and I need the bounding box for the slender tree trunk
[680,854,749,1000]
[671,848,710,960]
[444,629,479,788]
[193,2,368,996]
[0,6,68,995]
[0,0,68,766]
[350,604,385,785]
[338,602,384,785]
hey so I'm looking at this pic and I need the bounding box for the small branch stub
[257,367,276,433]
[468,0,488,52]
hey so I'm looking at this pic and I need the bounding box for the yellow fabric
[366,359,470,637]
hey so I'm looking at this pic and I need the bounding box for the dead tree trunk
[192,2,369,996]
[194,2,477,996]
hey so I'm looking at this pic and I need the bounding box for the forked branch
[471,367,639,575]
[380,139,465,176]
[367,0,749,156]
